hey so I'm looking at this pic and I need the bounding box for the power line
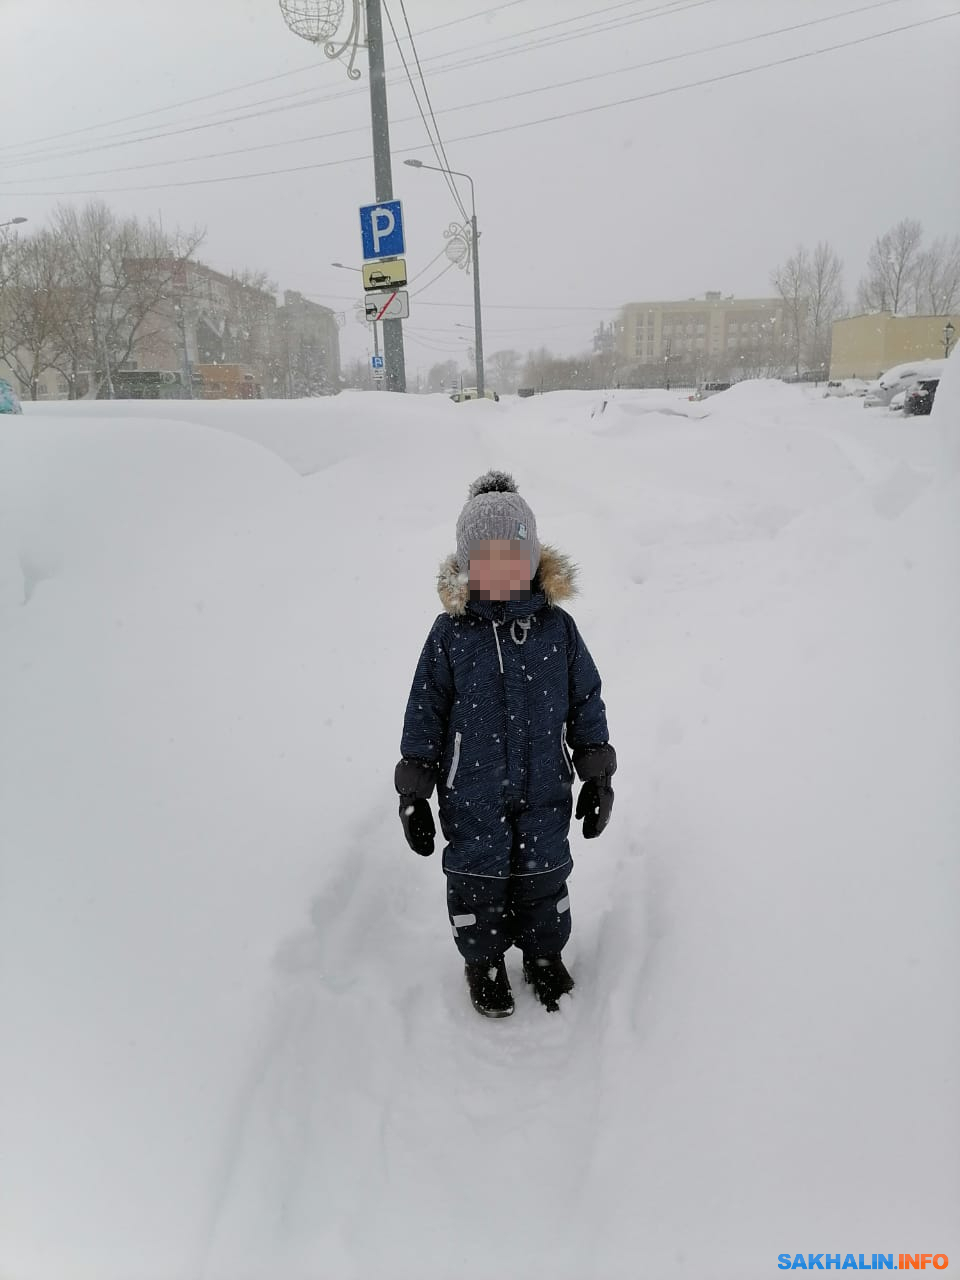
[414,0,532,37]
[408,319,589,332]
[411,260,459,296]
[0,0,713,169]
[382,0,469,222]
[0,0,538,158]
[404,332,473,352]
[408,243,452,284]
[210,0,694,132]
[0,0,916,187]
[6,11,954,198]
[398,0,469,218]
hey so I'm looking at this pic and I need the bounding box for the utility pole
[279,0,406,392]
[364,0,405,393]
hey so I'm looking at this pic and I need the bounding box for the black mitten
[399,797,436,856]
[572,743,617,840]
[575,777,614,839]
[395,758,438,857]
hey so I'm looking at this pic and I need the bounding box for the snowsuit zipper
[492,621,504,674]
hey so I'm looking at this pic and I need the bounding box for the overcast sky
[2,0,958,380]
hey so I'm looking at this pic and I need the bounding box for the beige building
[133,259,279,388]
[276,290,342,395]
[616,291,787,377]
[829,312,959,379]
[135,266,341,397]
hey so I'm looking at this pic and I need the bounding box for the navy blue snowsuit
[399,548,611,964]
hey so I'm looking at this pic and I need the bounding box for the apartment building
[1,261,342,400]
[616,291,786,376]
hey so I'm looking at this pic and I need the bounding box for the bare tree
[425,359,461,393]
[0,227,23,376]
[0,229,72,399]
[805,240,845,374]
[913,235,960,315]
[486,348,522,393]
[521,347,550,391]
[771,246,809,376]
[55,201,204,397]
[271,319,335,398]
[518,348,609,392]
[856,218,923,314]
[55,202,119,396]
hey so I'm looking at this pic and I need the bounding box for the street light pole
[405,159,484,398]
[0,217,27,229]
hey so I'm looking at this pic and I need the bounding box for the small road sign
[364,290,410,321]
[363,258,407,291]
[359,200,405,261]
[371,355,384,369]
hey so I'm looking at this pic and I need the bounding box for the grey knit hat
[456,471,541,575]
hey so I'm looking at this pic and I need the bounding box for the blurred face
[469,539,532,602]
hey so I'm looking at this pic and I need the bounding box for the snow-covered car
[888,390,906,413]
[689,381,731,401]
[823,378,868,398]
[0,377,23,413]
[862,380,885,407]
[902,378,939,417]
[450,387,500,403]
[874,358,947,406]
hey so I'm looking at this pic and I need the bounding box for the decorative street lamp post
[405,159,485,398]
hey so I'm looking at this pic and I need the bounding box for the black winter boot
[464,960,515,1018]
[523,954,574,1012]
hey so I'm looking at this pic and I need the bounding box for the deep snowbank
[2,379,957,1279]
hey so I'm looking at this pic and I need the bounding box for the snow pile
[1,384,957,1280]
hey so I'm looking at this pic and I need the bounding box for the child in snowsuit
[395,472,616,1017]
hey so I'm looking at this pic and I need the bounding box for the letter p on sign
[360,199,405,261]
[371,208,394,255]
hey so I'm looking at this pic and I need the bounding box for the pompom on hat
[455,471,541,576]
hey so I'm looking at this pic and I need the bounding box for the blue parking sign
[371,355,384,369]
[359,200,405,261]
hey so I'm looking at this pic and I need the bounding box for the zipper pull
[491,620,504,675]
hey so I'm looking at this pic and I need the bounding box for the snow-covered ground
[2,373,958,1280]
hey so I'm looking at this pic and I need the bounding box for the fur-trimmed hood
[437,543,578,617]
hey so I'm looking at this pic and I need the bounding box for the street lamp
[0,217,27,229]
[405,158,486,397]
[944,320,955,358]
